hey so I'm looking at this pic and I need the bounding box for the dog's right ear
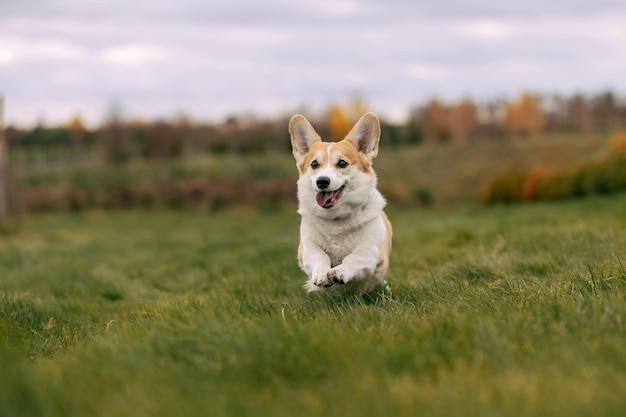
[289,114,321,161]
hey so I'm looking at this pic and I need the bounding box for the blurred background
[1,0,626,219]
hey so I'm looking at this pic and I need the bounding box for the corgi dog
[289,113,392,296]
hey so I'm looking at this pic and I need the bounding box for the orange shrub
[608,130,626,155]
[521,168,548,200]
[480,132,626,205]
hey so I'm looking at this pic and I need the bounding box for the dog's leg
[326,243,380,285]
[327,218,388,286]
[300,243,333,288]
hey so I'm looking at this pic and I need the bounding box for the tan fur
[378,211,393,269]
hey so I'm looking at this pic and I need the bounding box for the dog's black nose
[316,176,330,189]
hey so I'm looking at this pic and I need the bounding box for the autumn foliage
[4,90,626,212]
[327,99,369,141]
[420,98,478,144]
[504,92,545,136]
[480,138,626,204]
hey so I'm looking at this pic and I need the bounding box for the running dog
[289,113,392,295]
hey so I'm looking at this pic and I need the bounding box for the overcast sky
[1,0,626,126]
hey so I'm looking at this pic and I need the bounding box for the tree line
[4,90,626,163]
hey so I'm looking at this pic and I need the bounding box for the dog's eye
[310,160,319,169]
[337,159,348,169]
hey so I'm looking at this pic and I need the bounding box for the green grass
[1,195,626,416]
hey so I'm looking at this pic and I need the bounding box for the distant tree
[68,114,85,149]
[422,98,449,143]
[591,91,622,131]
[544,93,568,131]
[327,103,353,141]
[380,121,402,146]
[449,99,477,144]
[477,98,508,139]
[405,121,423,145]
[146,120,182,159]
[98,103,136,164]
[327,98,370,141]
[504,92,545,137]
[252,120,284,153]
[404,107,424,145]
[173,113,194,155]
[567,94,593,132]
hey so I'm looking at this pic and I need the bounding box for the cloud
[97,44,175,66]
[0,35,86,63]
[1,0,626,125]
[461,20,513,39]
[405,64,450,80]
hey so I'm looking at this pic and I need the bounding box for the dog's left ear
[346,113,380,160]
[289,114,321,161]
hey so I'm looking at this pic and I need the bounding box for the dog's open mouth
[316,185,345,209]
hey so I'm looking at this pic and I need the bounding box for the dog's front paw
[311,272,333,288]
[327,266,354,285]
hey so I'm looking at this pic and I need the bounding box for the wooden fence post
[0,95,19,225]
[0,95,7,220]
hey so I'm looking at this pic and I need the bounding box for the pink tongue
[316,190,339,208]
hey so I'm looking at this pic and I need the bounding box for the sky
[1,0,626,127]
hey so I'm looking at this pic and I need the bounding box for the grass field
[1,195,626,416]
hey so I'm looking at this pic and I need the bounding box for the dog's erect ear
[345,113,380,160]
[289,114,321,160]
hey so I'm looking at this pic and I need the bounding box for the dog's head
[289,113,381,211]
